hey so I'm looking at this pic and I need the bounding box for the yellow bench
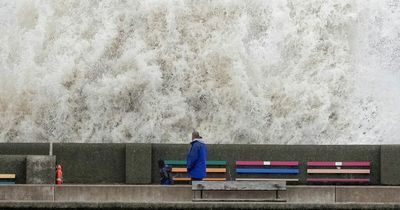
[165,160,227,182]
[0,174,16,185]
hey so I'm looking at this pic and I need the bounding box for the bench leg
[193,190,203,200]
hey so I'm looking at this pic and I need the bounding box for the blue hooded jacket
[186,139,207,179]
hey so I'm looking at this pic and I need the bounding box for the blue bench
[235,160,300,182]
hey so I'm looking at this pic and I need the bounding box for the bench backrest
[235,160,300,182]
[306,161,370,184]
[165,160,227,182]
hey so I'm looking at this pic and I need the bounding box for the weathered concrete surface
[0,143,49,156]
[0,185,54,201]
[53,143,126,184]
[54,185,192,202]
[1,201,400,209]
[336,186,400,203]
[199,186,335,203]
[381,145,400,185]
[26,156,55,184]
[283,186,335,203]
[126,144,152,184]
[3,185,400,205]
[0,155,26,184]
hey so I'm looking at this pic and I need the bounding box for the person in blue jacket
[186,131,207,181]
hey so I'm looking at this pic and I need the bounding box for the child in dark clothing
[158,160,172,185]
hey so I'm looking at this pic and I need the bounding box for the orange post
[55,164,63,184]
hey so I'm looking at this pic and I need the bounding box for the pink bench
[306,161,370,184]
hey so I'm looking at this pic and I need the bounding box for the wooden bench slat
[307,178,370,183]
[307,161,370,167]
[0,181,16,185]
[236,161,299,166]
[173,177,226,181]
[165,160,226,166]
[235,178,299,182]
[172,168,226,173]
[236,168,299,174]
[307,169,370,174]
[192,181,286,191]
[0,174,16,179]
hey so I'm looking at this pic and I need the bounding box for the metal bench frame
[192,180,287,202]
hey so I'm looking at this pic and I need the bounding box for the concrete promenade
[1,185,400,209]
[1,201,400,210]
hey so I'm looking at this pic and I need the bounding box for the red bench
[306,161,370,184]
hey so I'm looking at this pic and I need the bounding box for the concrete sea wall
[0,143,400,185]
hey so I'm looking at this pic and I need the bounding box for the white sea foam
[0,0,399,144]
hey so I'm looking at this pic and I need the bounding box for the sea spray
[0,0,399,144]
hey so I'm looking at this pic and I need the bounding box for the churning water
[0,1,399,144]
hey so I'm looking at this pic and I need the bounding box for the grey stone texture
[54,185,192,202]
[26,155,56,184]
[0,143,49,155]
[53,143,126,184]
[126,143,152,184]
[336,186,400,203]
[0,185,54,201]
[2,200,400,209]
[3,185,400,205]
[381,145,400,185]
[282,186,335,203]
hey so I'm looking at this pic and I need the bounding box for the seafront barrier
[2,143,400,209]
[1,143,400,185]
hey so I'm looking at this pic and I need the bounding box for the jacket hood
[191,138,205,144]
